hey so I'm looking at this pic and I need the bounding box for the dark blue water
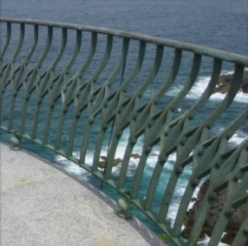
[2,0,248,54]
[1,1,248,245]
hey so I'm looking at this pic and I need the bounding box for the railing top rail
[1,17,248,66]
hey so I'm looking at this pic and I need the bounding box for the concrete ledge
[0,142,164,246]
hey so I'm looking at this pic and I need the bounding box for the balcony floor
[0,142,163,246]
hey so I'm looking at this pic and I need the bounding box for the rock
[130,153,141,159]
[100,155,107,160]
[213,70,248,94]
[98,158,122,169]
[197,179,210,201]
[98,153,141,169]
[182,179,248,245]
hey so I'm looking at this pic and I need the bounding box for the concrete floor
[0,142,164,246]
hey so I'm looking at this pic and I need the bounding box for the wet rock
[98,158,122,169]
[130,153,141,159]
[213,70,248,94]
[182,179,248,245]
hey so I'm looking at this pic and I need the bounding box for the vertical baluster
[166,57,222,234]
[231,213,248,245]
[104,44,164,180]
[0,22,11,71]
[54,29,82,150]
[43,28,67,144]
[131,53,201,205]
[188,141,248,245]
[117,48,181,189]
[0,22,11,125]
[31,26,53,139]
[67,35,113,156]
[208,167,248,245]
[67,32,102,156]
[8,23,25,130]
[172,77,247,240]
[81,37,129,167]
[20,24,39,134]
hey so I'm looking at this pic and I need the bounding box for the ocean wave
[54,112,246,246]
[166,70,248,103]
[217,128,248,147]
[228,130,248,146]
[54,153,91,181]
[54,146,175,180]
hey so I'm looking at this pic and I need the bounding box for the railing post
[117,196,133,219]
[10,134,21,150]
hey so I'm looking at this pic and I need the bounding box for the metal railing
[0,18,248,246]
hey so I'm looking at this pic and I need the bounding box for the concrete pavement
[0,142,164,246]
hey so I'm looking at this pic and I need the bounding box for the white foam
[167,200,180,227]
[54,131,144,179]
[54,154,91,181]
[228,131,248,146]
[166,71,248,103]
[144,89,153,98]
[203,237,230,246]
[54,141,177,181]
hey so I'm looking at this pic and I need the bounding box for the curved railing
[0,18,248,245]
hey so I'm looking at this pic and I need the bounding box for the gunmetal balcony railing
[0,18,248,246]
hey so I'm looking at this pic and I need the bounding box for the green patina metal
[0,18,248,245]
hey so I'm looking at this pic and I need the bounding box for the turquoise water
[1,1,248,244]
